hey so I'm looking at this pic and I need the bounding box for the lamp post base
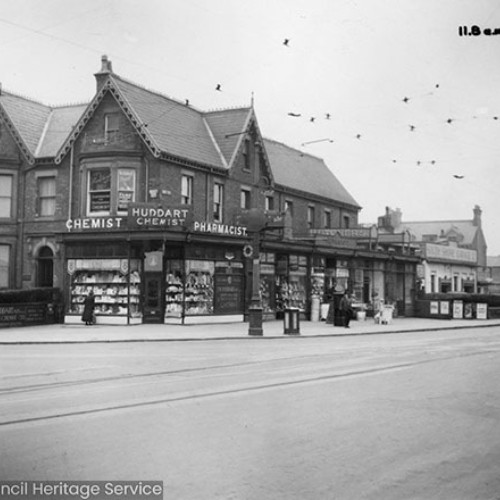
[248,306,263,336]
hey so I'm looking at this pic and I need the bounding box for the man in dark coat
[339,292,353,328]
[82,290,95,326]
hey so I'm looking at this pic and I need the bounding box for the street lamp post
[248,231,263,336]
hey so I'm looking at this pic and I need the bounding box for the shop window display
[165,260,184,318]
[276,255,307,313]
[68,259,141,320]
[185,260,214,315]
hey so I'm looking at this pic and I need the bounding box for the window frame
[0,244,10,289]
[324,209,331,229]
[265,195,274,212]
[240,187,251,210]
[83,160,138,217]
[213,182,224,222]
[181,174,194,205]
[104,113,120,143]
[36,173,57,218]
[0,172,14,219]
[307,205,315,229]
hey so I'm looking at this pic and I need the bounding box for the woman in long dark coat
[81,290,95,326]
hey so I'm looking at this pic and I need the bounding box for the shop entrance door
[143,272,163,323]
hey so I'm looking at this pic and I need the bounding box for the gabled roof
[204,107,253,165]
[263,138,361,208]
[112,76,227,169]
[0,90,86,164]
[36,104,88,158]
[396,220,479,247]
[55,74,254,170]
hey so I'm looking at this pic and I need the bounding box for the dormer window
[104,113,119,143]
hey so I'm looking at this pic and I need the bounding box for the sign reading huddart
[128,204,190,228]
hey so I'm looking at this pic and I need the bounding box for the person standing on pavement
[81,290,95,326]
[339,291,353,328]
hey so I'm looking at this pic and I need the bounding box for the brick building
[0,56,420,324]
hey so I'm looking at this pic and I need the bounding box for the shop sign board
[476,303,488,319]
[440,301,450,315]
[0,303,47,327]
[309,227,377,239]
[67,258,126,274]
[424,243,477,263]
[430,301,439,314]
[128,204,190,229]
[453,300,463,319]
[66,217,124,231]
[214,274,244,314]
[192,221,248,237]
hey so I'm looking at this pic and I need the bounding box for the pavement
[1,316,500,344]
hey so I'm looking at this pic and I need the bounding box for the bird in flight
[325,113,331,120]
[283,38,290,46]
[215,84,222,91]
[453,175,464,179]
[287,112,301,117]
[310,117,315,122]
[446,118,454,124]
[402,97,410,103]
[409,125,416,131]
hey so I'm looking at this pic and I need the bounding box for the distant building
[486,256,500,294]
[377,206,488,294]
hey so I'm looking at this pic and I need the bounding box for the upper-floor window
[284,200,293,216]
[343,215,350,228]
[117,169,136,211]
[307,206,315,229]
[265,195,274,211]
[86,165,136,216]
[324,210,331,229]
[0,244,9,288]
[37,176,56,217]
[181,175,193,205]
[240,188,251,210]
[0,173,13,218]
[243,139,251,171]
[104,113,120,142]
[213,182,224,222]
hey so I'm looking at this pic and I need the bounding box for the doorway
[143,272,163,323]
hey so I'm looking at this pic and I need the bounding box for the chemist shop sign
[127,203,191,230]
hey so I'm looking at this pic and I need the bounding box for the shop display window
[185,260,214,315]
[68,258,141,318]
[165,260,184,318]
[276,254,307,312]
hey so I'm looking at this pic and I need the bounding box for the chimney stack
[473,205,482,227]
[94,55,113,91]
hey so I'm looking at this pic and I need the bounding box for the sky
[1,0,500,254]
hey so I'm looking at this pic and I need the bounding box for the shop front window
[185,260,214,315]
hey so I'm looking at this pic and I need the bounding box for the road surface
[1,327,500,499]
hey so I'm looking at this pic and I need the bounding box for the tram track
[0,348,497,428]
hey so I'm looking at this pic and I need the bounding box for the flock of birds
[209,37,499,181]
